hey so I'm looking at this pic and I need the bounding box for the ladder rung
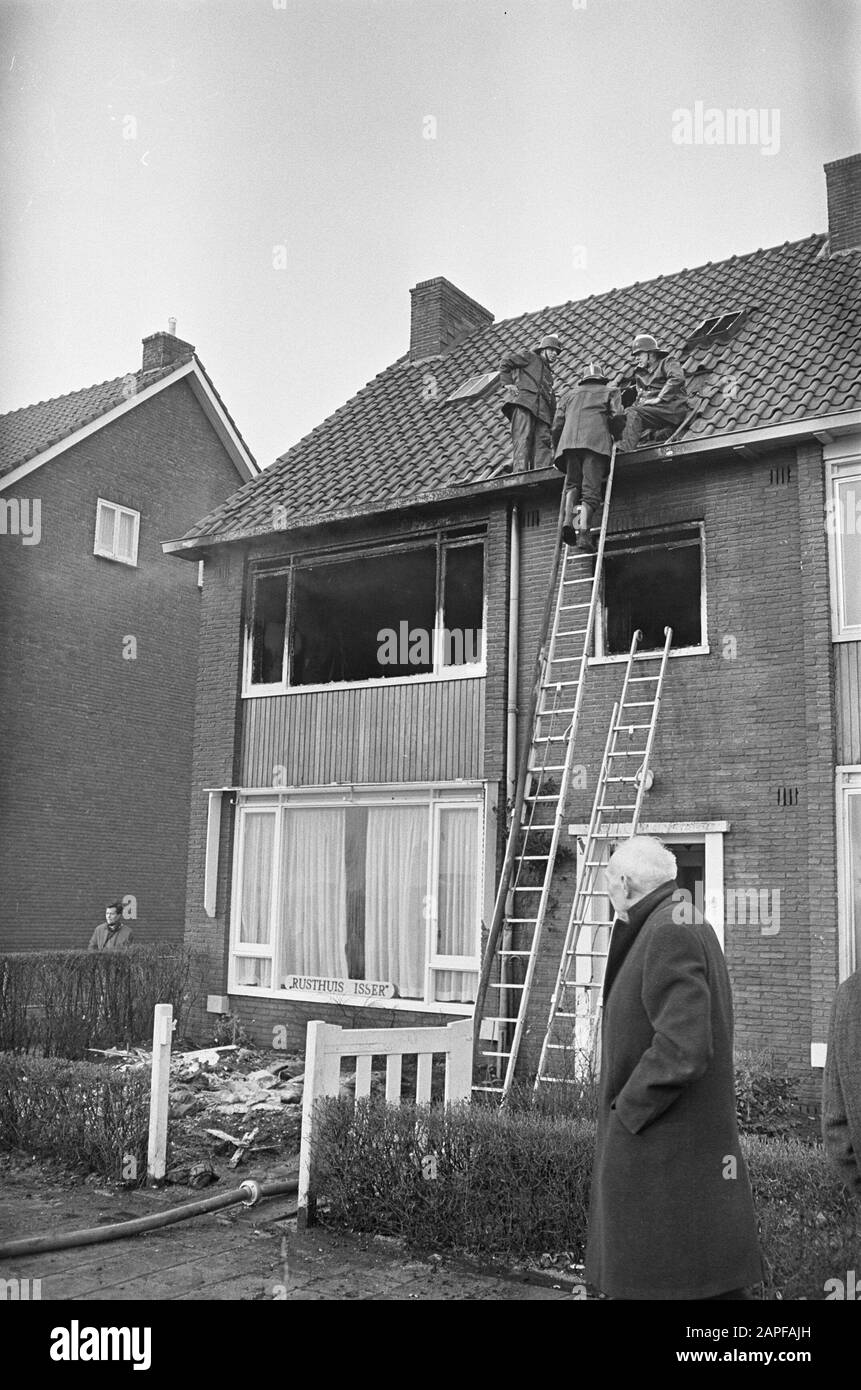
[540,680,579,689]
[532,734,569,743]
[628,675,660,682]
[605,775,639,783]
[608,748,648,757]
[524,794,561,801]
[528,763,567,773]
[507,917,538,923]
[621,700,657,708]
[479,1048,512,1058]
[512,887,544,893]
[614,722,652,730]
[596,802,638,812]
[519,853,550,861]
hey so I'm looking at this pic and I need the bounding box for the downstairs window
[229,789,484,1009]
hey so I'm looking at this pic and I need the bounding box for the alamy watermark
[672,882,780,935]
[672,103,780,157]
[0,497,41,545]
[377,622,483,667]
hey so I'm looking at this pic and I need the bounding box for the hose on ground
[0,1177,299,1260]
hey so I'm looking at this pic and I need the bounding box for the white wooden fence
[297,1017,473,1225]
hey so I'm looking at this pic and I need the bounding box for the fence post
[147,1003,173,1183]
[297,1020,340,1229]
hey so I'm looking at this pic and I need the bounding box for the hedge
[0,1055,151,1182]
[0,945,202,1058]
[310,1097,860,1299]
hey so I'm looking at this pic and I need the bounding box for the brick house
[0,329,257,950]
[166,156,861,1086]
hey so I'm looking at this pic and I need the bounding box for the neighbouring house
[165,155,861,1090]
[0,328,257,951]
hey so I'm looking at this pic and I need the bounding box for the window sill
[588,645,710,666]
[227,984,474,1015]
[242,666,486,698]
[93,549,138,567]
[832,630,861,644]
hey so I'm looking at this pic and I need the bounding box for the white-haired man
[585,835,762,1300]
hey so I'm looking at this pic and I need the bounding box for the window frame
[836,768,861,979]
[591,521,709,663]
[827,454,861,641]
[226,783,492,1014]
[242,531,487,697]
[93,498,140,567]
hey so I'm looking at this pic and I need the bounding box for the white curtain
[278,809,347,980]
[239,812,275,944]
[365,806,428,999]
[435,808,479,1003]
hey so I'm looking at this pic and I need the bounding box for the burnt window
[600,525,704,657]
[247,533,485,689]
[250,573,289,684]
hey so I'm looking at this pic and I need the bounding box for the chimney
[409,277,493,363]
[141,327,196,372]
[825,153,861,254]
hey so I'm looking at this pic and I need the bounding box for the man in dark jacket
[822,968,861,1197]
[619,332,690,452]
[88,899,133,951]
[585,836,763,1300]
[498,334,561,472]
[552,361,625,552]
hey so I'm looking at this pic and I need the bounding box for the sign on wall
[282,975,398,999]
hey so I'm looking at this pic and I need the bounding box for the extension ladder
[534,624,673,1088]
[472,446,619,1101]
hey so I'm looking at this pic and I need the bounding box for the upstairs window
[94,499,140,566]
[828,457,861,640]
[246,532,485,691]
[597,524,706,658]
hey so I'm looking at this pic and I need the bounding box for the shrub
[735,1050,800,1136]
[744,1134,861,1300]
[310,1098,860,1297]
[0,1055,151,1181]
[0,945,203,1058]
[310,1095,594,1258]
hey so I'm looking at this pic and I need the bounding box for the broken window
[445,370,500,404]
[246,532,485,689]
[250,572,289,684]
[599,525,704,656]
[683,308,750,352]
[230,791,483,1007]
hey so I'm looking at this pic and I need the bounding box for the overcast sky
[2,0,859,468]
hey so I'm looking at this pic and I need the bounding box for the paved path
[1,1179,575,1301]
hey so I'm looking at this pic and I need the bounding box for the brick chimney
[409,278,493,363]
[141,326,196,372]
[825,153,861,254]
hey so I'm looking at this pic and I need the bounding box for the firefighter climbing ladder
[472,446,621,1101]
[534,623,673,1090]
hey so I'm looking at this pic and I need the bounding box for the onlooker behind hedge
[822,967,861,1197]
[88,899,133,951]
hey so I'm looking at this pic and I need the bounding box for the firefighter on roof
[552,361,625,551]
[498,333,562,472]
[619,332,690,451]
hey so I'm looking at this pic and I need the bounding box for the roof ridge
[0,371,129,422]
[489,233,828,333]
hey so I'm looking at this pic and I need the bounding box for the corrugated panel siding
[240,678,485,785]
[836,642,861,764]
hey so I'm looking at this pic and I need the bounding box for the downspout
[501,502,521,1073]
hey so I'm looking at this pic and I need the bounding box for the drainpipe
[501,503,521,1072]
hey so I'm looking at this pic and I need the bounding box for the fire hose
[0,1177,299,1260]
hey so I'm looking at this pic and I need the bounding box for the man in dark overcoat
[822,967,861,1196]
[551,361,625,551]
[585,836,763,1300]
[498,334,561,472]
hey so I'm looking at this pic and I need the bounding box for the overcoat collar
[602,879,678,1002]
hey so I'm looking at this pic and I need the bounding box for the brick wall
[512,446,837,1086]
[181,446,839,1078]
[0,378,246,950]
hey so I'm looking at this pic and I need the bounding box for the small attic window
[444,370,499,404]
[684,309,749,352]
